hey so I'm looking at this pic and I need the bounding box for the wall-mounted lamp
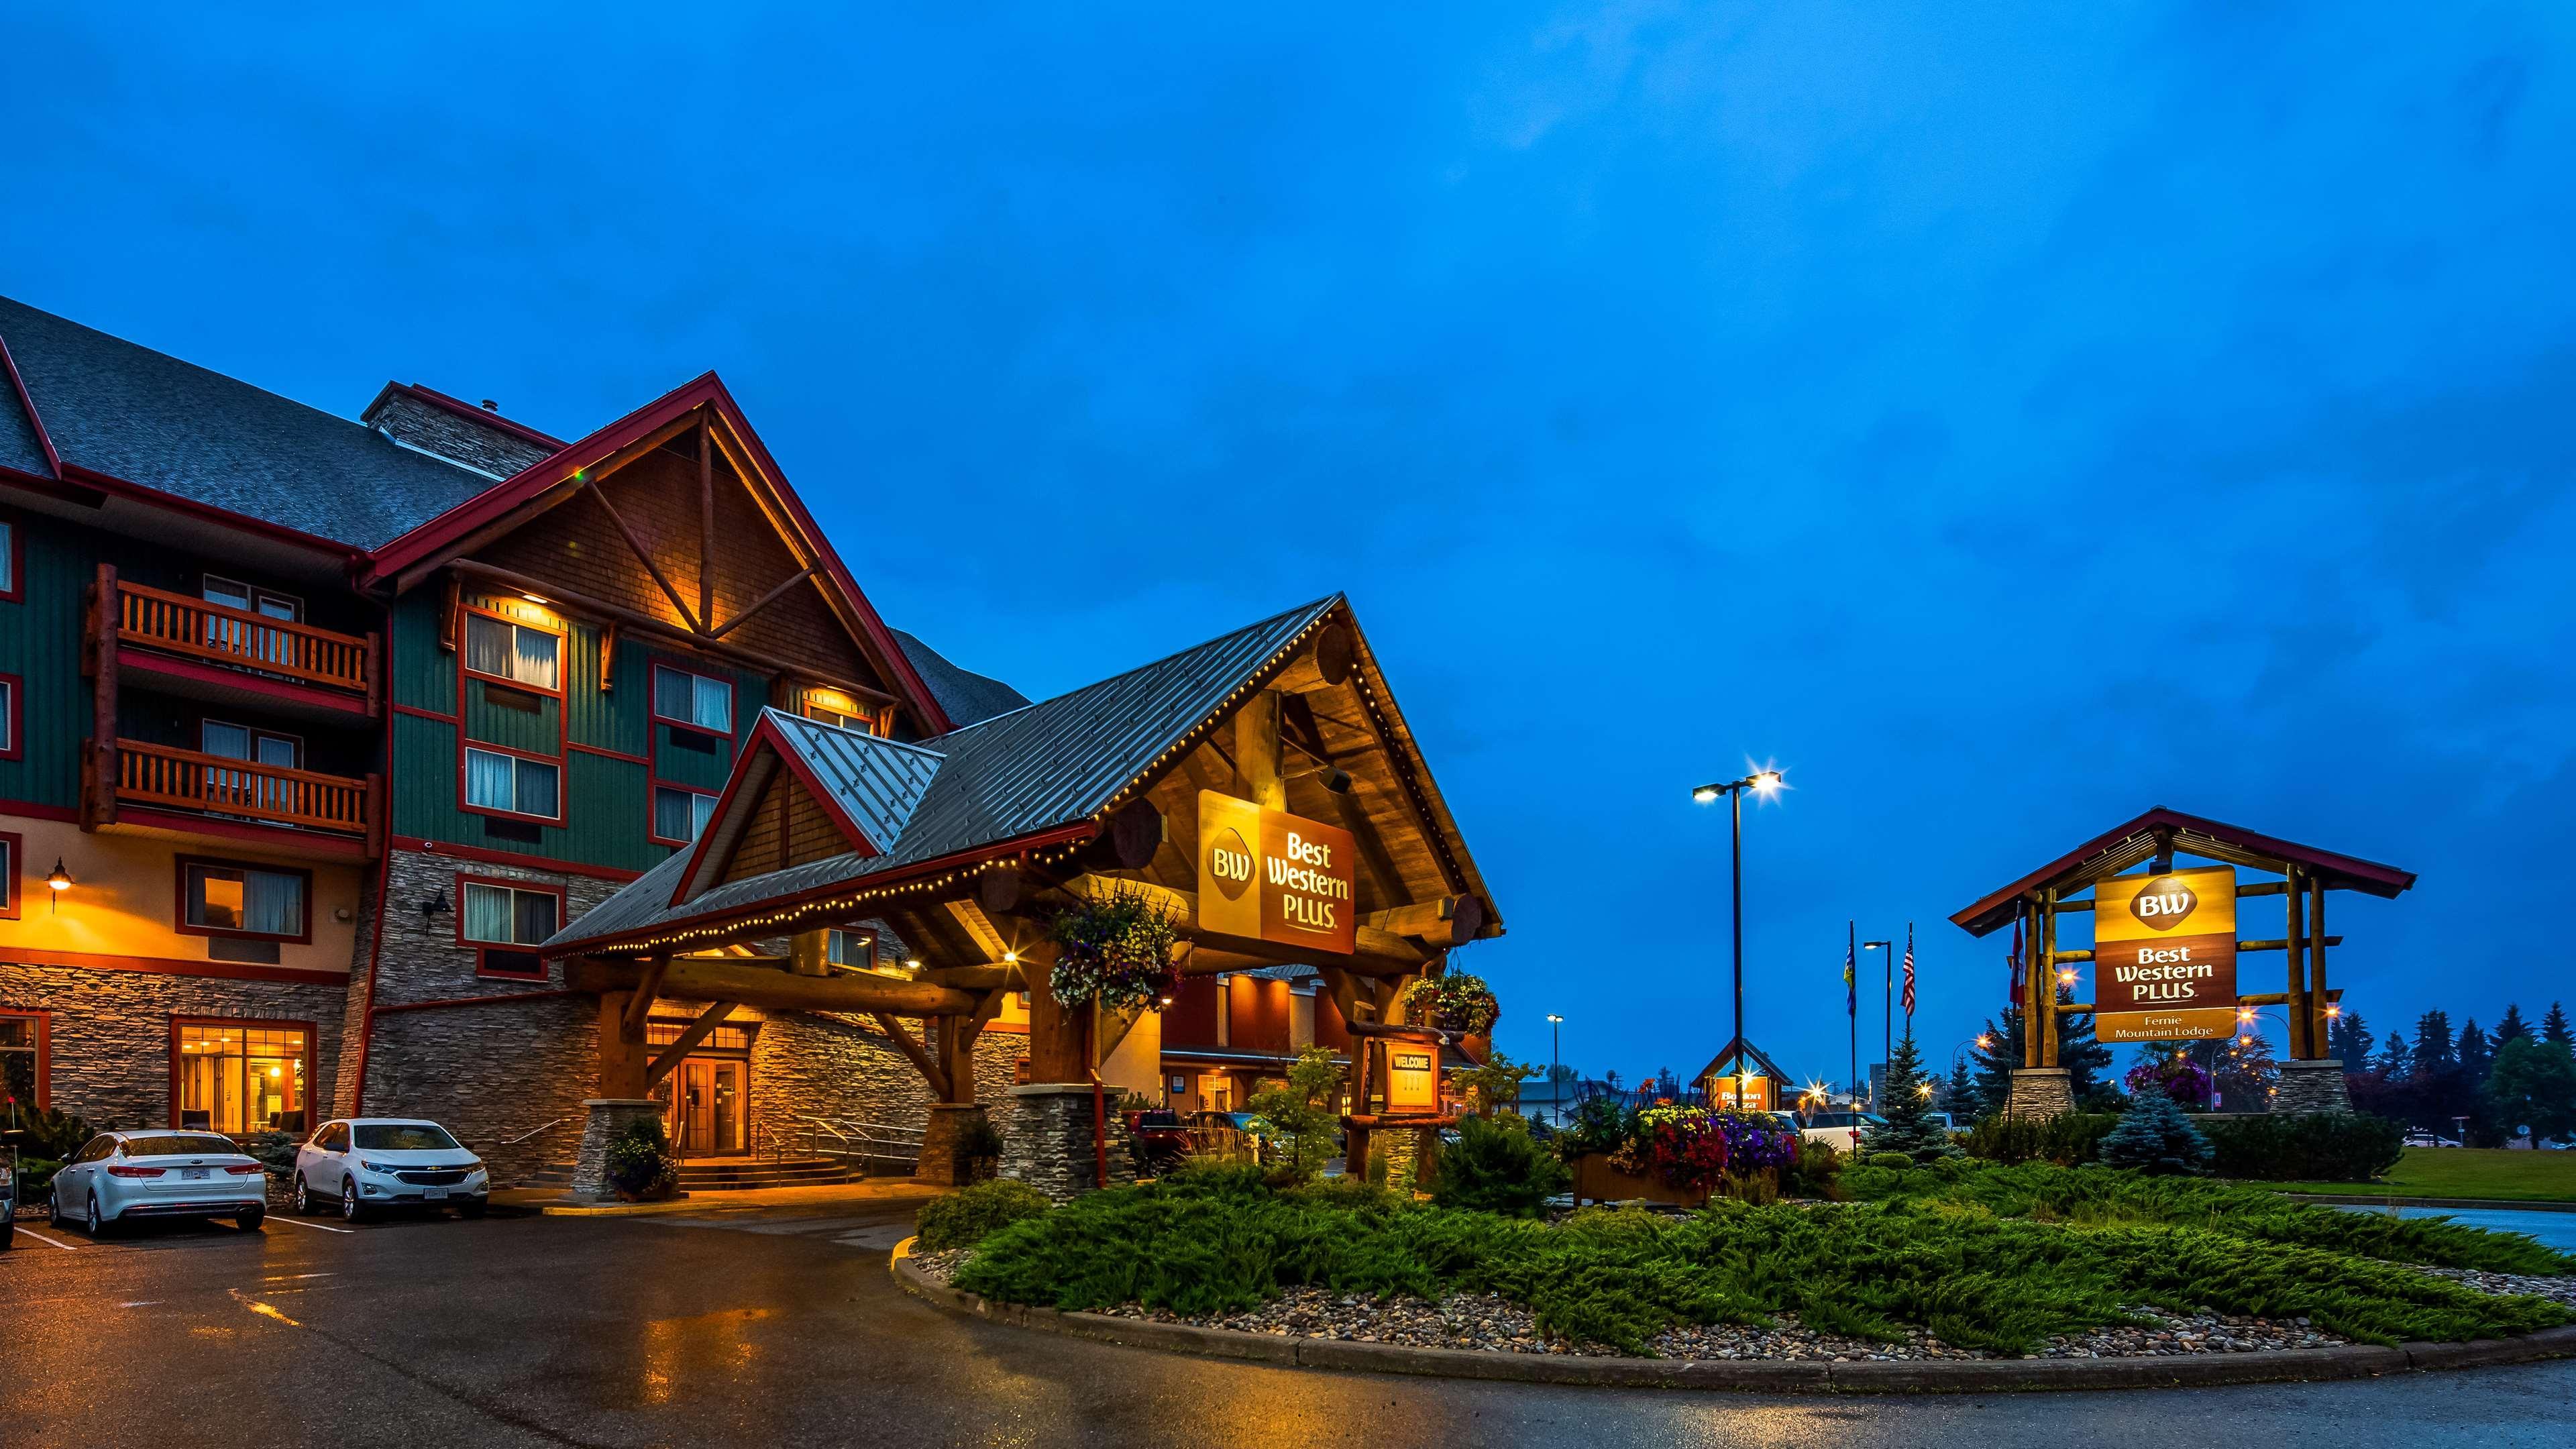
[45,859,73,912]
[419,888,451,924]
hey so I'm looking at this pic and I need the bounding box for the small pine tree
[1860,1032,1960,1163]
[2494,1004,2531,1046]
[2544,1003,2573,1049]
[1945,1058,1980,1120]
[2097,1089,2213,1175]
[2328,1010,2374,1071]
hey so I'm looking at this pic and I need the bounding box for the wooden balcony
[109,578,375,711]
[112,739,372,837]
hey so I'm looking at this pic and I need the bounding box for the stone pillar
[2272,1059,2353,1115]
[2004,1067,2075,1120]
[998,1083,1137,1202]
[915,1102,992,1187]
[568,1098,668,1201]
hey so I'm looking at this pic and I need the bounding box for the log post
[2308,877,2330,1057]
[2284,866,2308,1059]
[2037,892,2059,1069]
[1024,975,1088,1083]
[89,564,120,828]
[597,990,649,1099]
[789,928,830,977]
[1236,688,1286,810]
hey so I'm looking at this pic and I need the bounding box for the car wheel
[340,1177,367,1224]
[237,1206,264,1232]
[87,1189,106,1236]
[293,1175,315,1215]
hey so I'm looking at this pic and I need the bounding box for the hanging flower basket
[1048,889,1182,1012]
[1398,973,1500,1035]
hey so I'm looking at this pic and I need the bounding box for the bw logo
[2129,875,2198,931]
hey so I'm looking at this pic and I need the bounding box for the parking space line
[15,1226,82,1250]
[264,1216,356,1234]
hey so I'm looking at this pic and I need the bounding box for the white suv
[293,1119,490,1222]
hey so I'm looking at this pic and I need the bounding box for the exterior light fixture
[46,859,72,912]
[1691,784,1721,804]
[1004,949,1018,964]
[419,888,451,924]
[521,593,549,605]
[1976,1035,1992,1049]
[2057,969,2077,985]
[2325,1004,2341,1018]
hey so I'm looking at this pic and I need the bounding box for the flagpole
[1847,919,1859,1151]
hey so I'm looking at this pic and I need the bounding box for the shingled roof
[890,629,1031,728]
[0,294,496,549]
[547,596,1343,953]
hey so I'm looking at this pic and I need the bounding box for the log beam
[647,1001,737,1087]
[622,954,671,1037]
[573,955,977,1016]
[1365,896,1487,948]
[871,1012,951,1099]
[1061,874,1426,972]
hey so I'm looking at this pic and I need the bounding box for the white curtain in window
[515,627,559,690]
[692,792,717,838]
[466,614,513,678]
[694,676,731,731]
[462,883,513,943]
[466,749,515,810]
[246,869,303,936]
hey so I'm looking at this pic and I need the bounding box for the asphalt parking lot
[5,1195,2574,1448]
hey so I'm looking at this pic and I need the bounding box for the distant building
[1692,1036,1797,1112]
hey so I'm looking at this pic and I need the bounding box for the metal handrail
[502,1118,572,1147]
[800,1115,924,1167]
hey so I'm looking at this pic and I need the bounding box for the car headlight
[359,1160,411,1176]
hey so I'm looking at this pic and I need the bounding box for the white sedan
[292,1118,490,1222]
[49,1130,268,1234]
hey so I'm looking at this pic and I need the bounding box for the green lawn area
[2277,1147,2576,1203]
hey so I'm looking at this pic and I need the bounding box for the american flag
[1902,922,1917,1019]
[1843,922,1857,1017]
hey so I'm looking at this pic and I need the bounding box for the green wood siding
[0,514,95,810]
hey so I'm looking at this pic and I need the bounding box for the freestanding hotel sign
[1383,1044,1442,1114]
[1197,791,1358,956]
[2093,865,2238,1042]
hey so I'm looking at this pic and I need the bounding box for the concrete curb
[2277,1193,2576,1214]
[887,1239,2576,1394]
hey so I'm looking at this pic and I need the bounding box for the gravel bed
[907,1252,2357,1360]
[2418,1266,2576,1309]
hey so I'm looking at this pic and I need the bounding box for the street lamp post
[1691,769,1785,1084]
[1862,939,1891,1110]
[1546,1013,1564,1125]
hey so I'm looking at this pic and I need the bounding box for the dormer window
[801,686,875,735]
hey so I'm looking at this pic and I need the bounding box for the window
[172,1021,309,1134]
[0,673,16,760]
[0,830,17,920]
[1,1010,44,1111]
[0,515,18,601]
[646,1021,752,1051]
[203,575,301,621]
[653,665,733,733]
[354,1123,460,1151]
[802,688,875,735]
[460,877,561,978]
[826,928,875,970]
[465,747,560,820]
[465,611,561,691]
[179,859,310,941]
[653,786,718,844]
[202,720,301,769]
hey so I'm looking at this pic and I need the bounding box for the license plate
[182,1167,209,1181]
[424,1187,448,1200]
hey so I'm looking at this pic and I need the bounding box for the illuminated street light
[1689,766,1788,1079]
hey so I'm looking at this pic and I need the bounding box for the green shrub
[2202,1113,2405,1182]
[1287,1175,1410,1215]
[604,1116,680,1201]
[953,1166,2570,1356]
[957,1118,1006,1181]
[2099,1093,2214,1175]
[1553,1095,1630,1161]
[3,1105,94,1161]
[1784,1138,1843,1200]
[1432,1114,1570,1218]
[238,1131,300,1181]
[916,1178,1054,1250]
[1866,1152,1913,1171]
[1965,1112,2118,1165]
[11,1157,62,1200]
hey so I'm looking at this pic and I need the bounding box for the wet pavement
[4,1197,2572,1447]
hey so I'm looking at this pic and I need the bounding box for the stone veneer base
[568,1098,669,1201]
[2272,1059,2354,1115]
[2004,1068,2076,1120]
[890,1240,2576,1393]
[998,1083,1138,1201]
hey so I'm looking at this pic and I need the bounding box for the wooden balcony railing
[115,580,370,694]
[113,740,371,835]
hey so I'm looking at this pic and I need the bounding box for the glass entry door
[657,1058,745,1156]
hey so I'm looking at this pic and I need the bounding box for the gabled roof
[891,629,1031,728]
[360,370,952,734]
[669,710,910,904]
[1693,1036,1796,1089]
[1949,806,2418,938]
[0,294,494,549]
[547,596,1346,955]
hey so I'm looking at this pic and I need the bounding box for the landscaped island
[909,1162,2575,1362]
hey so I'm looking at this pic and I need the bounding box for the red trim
[0,798,82,823]
[168,1014,319,1132]
[570,740,649,765]
[370,987,582,1016]
[389,384,566,449]
[459,600,568,699]
[118,647,372,716]
[174,855,318,944]
[762,719,877,853]
[360,374,951,733]
[0,1007,50,1110]
[0,332,64,479]
[352,602,398,1116]
[110,804,374,861]
[458,740,564,824]
[453,870,566,980]
[0,828,20,918]
[393,702,458,724]
[0,507,23,603]
[0,670,18,761]
[2,947,347,985]
[389,836,644,883]
[649,659,735,735]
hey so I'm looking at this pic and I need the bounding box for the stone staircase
[517,1155,863,1193]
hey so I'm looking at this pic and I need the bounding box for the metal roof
[547,596,1344,953]
[0,294,497,549]
[764,711,945,851]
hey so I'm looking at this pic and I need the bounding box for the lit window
[654,665,732,733]
[465,747,560,819]
[183,862,307,938]
[173,1022,307,1134]
[654,786,718,842]
[827,928,874,969]
[0,1011,39,1109]
[802,688,873,735]
[465,612,560,690]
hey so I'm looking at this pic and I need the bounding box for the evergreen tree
[2098,1089,2213,1175]
[1944,1058,1980,1120]
[2494,1004,2531,1046]
[2544,1002,2573,1049]
[2374,1030,2409,1075]
[1970,1011,2023,1119]
[2328,1010,2374,1072]
[2484,1035,2576,1146]
[2411,1012,2456,1078]
[1860,1032,1960,1163]
[2456,1020,2496,1090]
[2052,983,2116,1104]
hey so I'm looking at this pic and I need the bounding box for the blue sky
[9,3,2573,1085]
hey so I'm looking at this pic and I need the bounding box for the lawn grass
[2273,1147,2576,1203]
[949,1161,2573,1356]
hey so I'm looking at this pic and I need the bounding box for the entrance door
[661,1058,745,1156]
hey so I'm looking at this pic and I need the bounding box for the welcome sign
[2093,865,2237,1040]
[1197,791,1358,955]
[1383,1045,1442,1114]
